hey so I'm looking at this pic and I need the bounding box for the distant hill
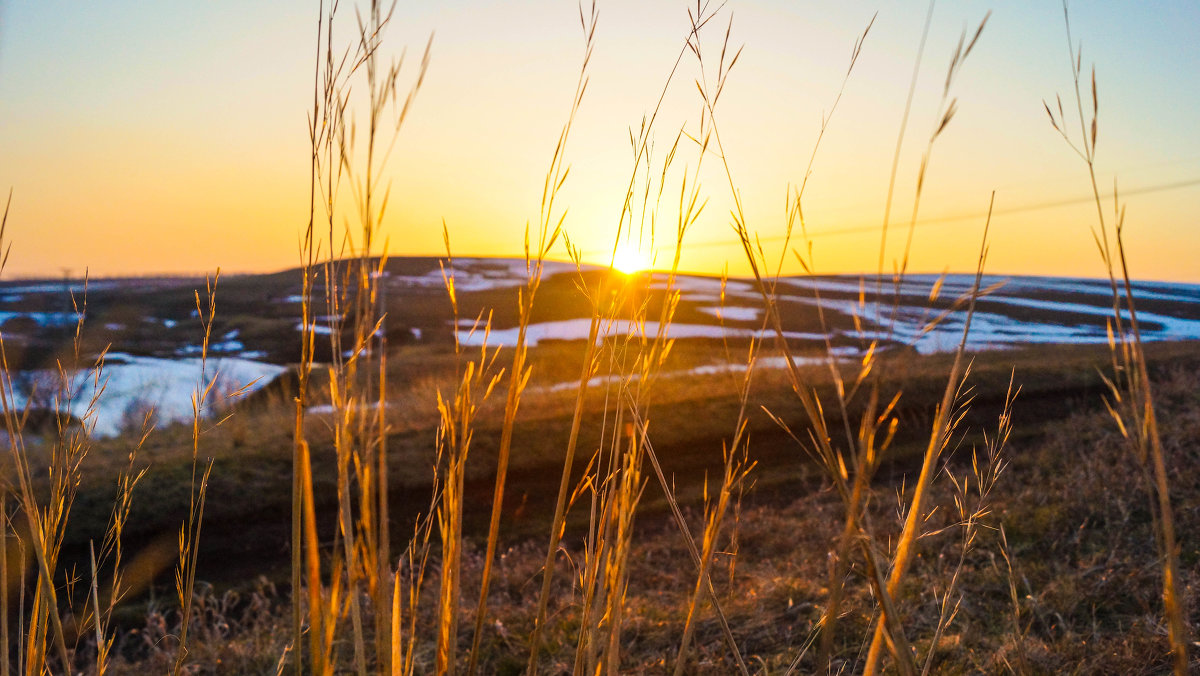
[1,258,1199,367]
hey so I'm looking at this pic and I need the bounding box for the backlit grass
[0,1,1194,675]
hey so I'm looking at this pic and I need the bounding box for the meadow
[0,1,1196,674]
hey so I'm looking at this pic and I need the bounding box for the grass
[1042,4,1189,671]
[0,0,1196,674]
[2,334,1198,672]
[92,359,1199,672]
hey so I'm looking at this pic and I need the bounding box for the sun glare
[612,243,650,275]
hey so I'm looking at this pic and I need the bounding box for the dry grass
[77,364,1197,673]
[0,1,1194,674]
[1043,2,1189,672]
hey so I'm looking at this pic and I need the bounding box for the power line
[586,176,1200,255]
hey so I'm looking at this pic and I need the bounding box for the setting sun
[611,242,651,275]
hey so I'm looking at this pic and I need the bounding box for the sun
[611,242,651,275]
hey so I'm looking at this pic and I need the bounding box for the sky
[1,1,1199,282]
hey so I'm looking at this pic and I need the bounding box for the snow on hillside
[454,269,1200,353]
[5,353,287,438]
[2,261,1199,439]
[384,258,598,292]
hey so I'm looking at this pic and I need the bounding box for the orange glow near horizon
[0,2,1198,282]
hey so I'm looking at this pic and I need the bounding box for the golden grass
[0,1,1192,674]
[1043,3,1189,672]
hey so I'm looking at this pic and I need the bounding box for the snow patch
[391,258,596,293]
[0,311,81,328]
[697,306,761,322]
[6,353,287,438]
[456,318,825,348]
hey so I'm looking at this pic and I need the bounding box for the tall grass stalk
[525,289,602,671]
[997,525,1029,673]
[0,280,112,673]
[673,424,753,676]
[294,0,346,670]
[291,0,327,669]
[703,8,994,670]
[884,12,989,334]
[86,416,151,675]
[172,273,221,676]
[859,196,995,675]
[874,0,934,306]
[293,1,430,672]
[632,18,768,674]
[525,5,747,672]
[1046,4,1189,671]
[862,18,991,669]
[465,4,592,670]
[0,195,69,672]
[722,25,879,674]
[920,375,1014,676]
[572,397,642,674]
[570,193,697,672]
[0,196,154,675]
[608,109,755,672]
[725,17,878,667]
[433,293,502,673]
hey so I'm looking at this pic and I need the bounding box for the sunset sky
[1,1,1198,281]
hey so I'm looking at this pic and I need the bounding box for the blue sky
[1,1,1198,280]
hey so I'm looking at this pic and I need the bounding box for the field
[0,261,1197,673]
[2,1,1198,675]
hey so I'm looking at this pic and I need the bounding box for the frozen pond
[3,352,287,438]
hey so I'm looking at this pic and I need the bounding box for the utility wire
[584,175,1200,255]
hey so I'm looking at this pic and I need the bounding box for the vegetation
[0,1,1196,674]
